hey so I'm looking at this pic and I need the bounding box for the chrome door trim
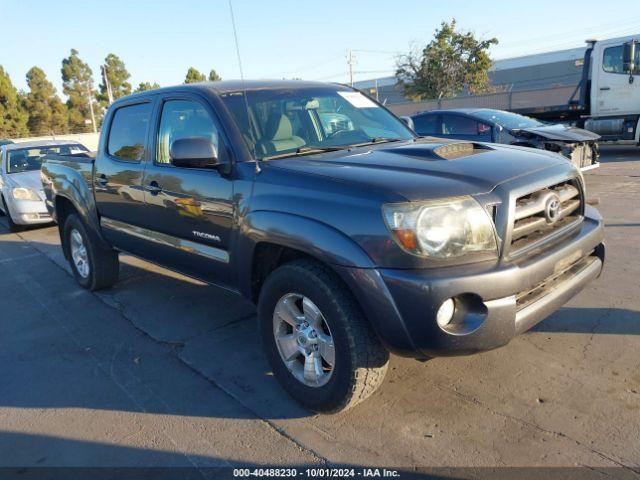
[100,217,230,263]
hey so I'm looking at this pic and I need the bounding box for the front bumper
[338,206,605,358]
[7,197,52,225]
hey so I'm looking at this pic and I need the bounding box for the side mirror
[170,137,218,169]
[623,40,637,81]
[400,116,415,131]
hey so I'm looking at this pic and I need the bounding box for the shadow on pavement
[533,307,640,335]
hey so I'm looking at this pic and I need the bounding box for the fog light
[436,298,455,328]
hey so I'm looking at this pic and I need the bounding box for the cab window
[603,45,640,74]
[156,100,221,165]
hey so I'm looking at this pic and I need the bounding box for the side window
[603,45,640,74]
[412,114,439,135]
[107,103,152,161]
[603,46,625,73]
[442,115,476,135]
[157,100,220,165]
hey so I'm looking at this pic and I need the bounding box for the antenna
[227,0,260,172]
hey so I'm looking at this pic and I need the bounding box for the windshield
[473,110,544,130]
[7,144,88,174]
[220,87,414,159]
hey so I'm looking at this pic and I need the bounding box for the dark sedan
[409,108,600,171]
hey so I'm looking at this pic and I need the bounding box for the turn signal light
[393,229,418,250]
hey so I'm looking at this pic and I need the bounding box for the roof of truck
[124,80,350,100]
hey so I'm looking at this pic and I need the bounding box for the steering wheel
[325,128,370,142]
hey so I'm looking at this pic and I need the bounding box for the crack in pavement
[431,382,640,474]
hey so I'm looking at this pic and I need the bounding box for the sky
[1,0,639,96]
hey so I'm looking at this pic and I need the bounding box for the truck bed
[41,153,96,218]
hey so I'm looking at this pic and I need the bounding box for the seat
[258,114,305,155]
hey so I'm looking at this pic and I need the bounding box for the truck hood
[514,123,600,142]
[268,140,568,201]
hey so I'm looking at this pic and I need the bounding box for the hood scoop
[432,142,493,160]
[382,141,493,161]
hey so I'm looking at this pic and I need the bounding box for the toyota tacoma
[41,80,605,413]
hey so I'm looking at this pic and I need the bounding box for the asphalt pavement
[0,146,638,474]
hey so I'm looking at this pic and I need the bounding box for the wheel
[1,196,23,232]
[258,259,389,413]
[63,213,119,291]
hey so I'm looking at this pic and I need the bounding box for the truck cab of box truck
[584,37,640,143]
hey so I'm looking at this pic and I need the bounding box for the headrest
[269,114,293,141]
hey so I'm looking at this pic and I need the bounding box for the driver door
[138,95,235,286]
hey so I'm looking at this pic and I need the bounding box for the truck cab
[583,36,640,143]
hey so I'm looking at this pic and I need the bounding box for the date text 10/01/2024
[233,468,401,477]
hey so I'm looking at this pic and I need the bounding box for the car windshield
[220,86,414,160]
[473,110,544,130]
[6,144,88,174]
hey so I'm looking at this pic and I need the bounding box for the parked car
[0,139,14,146]
[0,140,89,231]
[41,81,605,413]
[410,108,600,171]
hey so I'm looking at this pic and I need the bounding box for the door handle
[145,181,162,195]
[95,175,108,187]
[599,86,611,91]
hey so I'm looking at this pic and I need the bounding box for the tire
[1,196,23,232]
[258,259,389,413]
[63,213,119,291]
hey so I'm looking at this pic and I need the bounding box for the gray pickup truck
[41,80,605,412]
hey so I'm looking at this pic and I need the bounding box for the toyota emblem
[545,194,561,223]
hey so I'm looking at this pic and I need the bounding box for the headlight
[12,187,41,201]
[382,196,498,258]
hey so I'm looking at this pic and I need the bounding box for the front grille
[510,179,583,254]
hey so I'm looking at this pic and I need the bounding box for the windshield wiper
[348,137,405,148]
[260,138,405,161]
[261,145,350,161]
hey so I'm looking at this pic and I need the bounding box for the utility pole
[101,65,114,104]
[87,88,97,133]
[347,50,356,87]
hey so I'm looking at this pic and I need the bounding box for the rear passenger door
[440,114,492,141]
[95,100,153,252]
[138,95,235,285]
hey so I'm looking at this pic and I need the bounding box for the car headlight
[12,187,41,201]
[382,196,498,259]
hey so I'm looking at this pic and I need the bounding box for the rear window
[107,103,152,161]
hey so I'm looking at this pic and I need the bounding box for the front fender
[235,210,375,296]
[234,210,418,355]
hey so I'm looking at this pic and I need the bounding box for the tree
[0,66,29,138]
[23,66,68,135]
[61,49,99,132]
[395,19,498,100]
[184,67,206,84]
[134,82,161,93]
[208,69,221,82]
[98,53,132,107]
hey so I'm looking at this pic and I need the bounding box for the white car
[0,140,89,231]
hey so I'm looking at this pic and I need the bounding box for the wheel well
[251,243,315,302]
